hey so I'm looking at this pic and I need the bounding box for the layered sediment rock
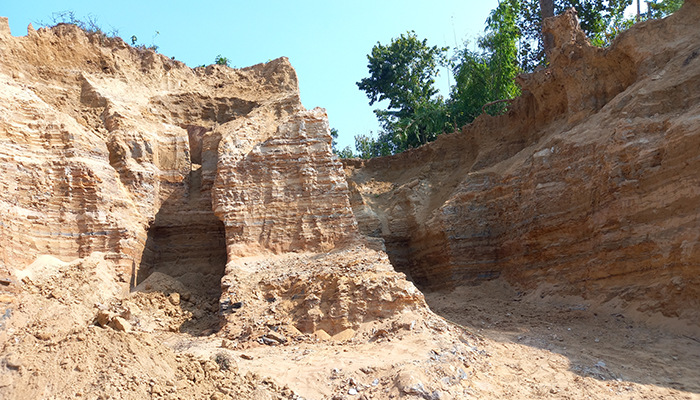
[212,108,359,257]
[346,1,700,323]
[218,245,426,341]
[0,17,302,286]
[0,16,423,342]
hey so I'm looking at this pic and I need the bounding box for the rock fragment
[112,317,132,332]
[168,292,181,306]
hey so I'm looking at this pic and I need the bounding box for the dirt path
[425,280,700,399]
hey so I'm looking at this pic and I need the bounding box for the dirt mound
[2,322,294,400]
[1,250,492,400]
[219,245,426,341]
[0,254,295,400]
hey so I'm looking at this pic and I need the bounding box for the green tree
[337,146,355,159]
[389,98,454,150]
[586,0,683,52]
[521,0,683,64]
[357,31,447,118]
[449,0,522,126]
[356,32,449,153]
[353,132,393,159]
[647,0,683,18]
[517,0,633,70]
[330,128,340,152]
[329,127,356,158]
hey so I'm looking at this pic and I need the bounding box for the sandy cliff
[0,2,699,399]
[0,13,484,400]
[346,0,700,327]
[0,17,303,280]
[0,16,364,293]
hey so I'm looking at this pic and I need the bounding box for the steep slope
[0,4,699,399]
[346,1,700,327]
[0,16,474,400]
[0,18,302,289]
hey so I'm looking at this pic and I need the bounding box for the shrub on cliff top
[214,55,231,67]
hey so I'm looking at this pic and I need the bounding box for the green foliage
[354,2,524,158]
[215,54,230,67]
[337,146,355,158]
[356,31,449,154]
[517,0,635,69]
[590,0,682,46]
[127,32,159,52]
[357,31,448,117]
[149,31,160,52]
[329,128,356,158]
[647,0,684,18]
[387,98,454,152]
[482,0,522,98]
[353,0,685,159]
[548,0,682,53]
[330,128,340,151]
[448,48,492,124]
[353,132,393,159]
[517,0,683,68]
[449,0,522,127]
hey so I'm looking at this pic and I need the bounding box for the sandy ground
[424,280,700,400]
[2,254,699,399]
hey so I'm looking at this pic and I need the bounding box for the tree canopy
[356,31,449,154]
[356,32,447,117]
[518,0,683,69]
[517,0,633,69]
[450,0,522,127]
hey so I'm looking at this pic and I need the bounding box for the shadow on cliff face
[135,168,227,336]
[424,280,700,395]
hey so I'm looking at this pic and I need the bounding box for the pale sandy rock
[346,1,700,327]
[331,328,356,341]
[219,245,427,341]
[111,316,131,332]
[1,5,699,400]
[213,107,359,257]
[395,367,432,397]
[168,292,181,306]
[0,17,9,36]
[0,21,303,287]
[96,309,114,328]
[313,329,331,340]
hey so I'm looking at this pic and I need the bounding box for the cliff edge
[346,0,700,328]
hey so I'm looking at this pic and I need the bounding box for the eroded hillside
[0,2,699,399]
[346,3,700,329]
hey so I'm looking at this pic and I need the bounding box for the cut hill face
[346,2,700,328]
[0,18,347,280]
[0,16,463,400]
[0,2,699,399]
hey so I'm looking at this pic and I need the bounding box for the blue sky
[2,1,500,150]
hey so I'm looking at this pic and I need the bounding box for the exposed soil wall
[346,1,700,325]
[1,5,699,399]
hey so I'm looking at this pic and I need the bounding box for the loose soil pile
[1,254,698,399]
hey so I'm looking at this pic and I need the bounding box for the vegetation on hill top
[344,0,684,159]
